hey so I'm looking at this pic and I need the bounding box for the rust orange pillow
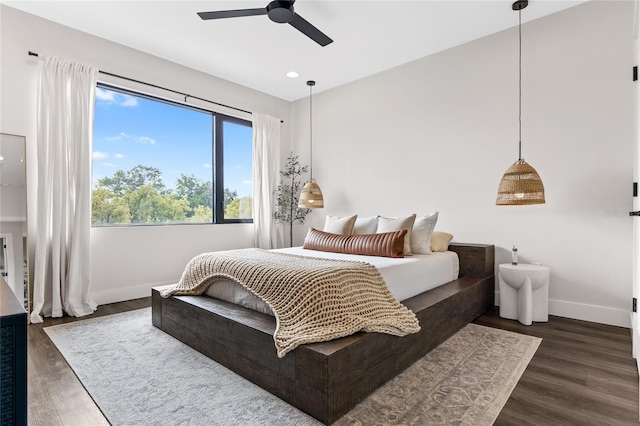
[303,227,406,258]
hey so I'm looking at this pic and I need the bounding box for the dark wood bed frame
[152,243,494,425]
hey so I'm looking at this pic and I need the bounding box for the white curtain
[31,56,98,323]
[252,114,284,249]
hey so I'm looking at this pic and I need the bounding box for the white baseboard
[90,280,177,306]
[494,291,630,328]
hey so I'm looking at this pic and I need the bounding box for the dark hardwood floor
[476,310,639,426]
[27,298,150,426]
[27,300,639,425]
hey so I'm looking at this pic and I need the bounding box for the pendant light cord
[518,8,523,161]
[309,82,313,181]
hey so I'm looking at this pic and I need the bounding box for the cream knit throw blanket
[161,248,420,357]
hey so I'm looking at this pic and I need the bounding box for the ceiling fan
[197,0,333,47]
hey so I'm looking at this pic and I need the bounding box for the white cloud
[105,132,129,142]
[114,153,124,159]
[235,164,243,169]
[93,151,108,159]
[102,162,117,168]
[242,180,252,185]
[95,88,114,102]
[120,97,137,107]
[138,136,156,145]
[95,87,138,107]
[104,132,155,145]
[203,163,211,168]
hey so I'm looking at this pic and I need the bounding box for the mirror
[0,133,28,312]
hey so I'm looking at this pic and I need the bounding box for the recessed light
[286,71,299,78]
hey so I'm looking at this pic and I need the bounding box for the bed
[151,242,494,424]
[203,246,461,318]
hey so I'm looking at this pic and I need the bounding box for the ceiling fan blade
[198,8,268,20]
[289,13,333,47]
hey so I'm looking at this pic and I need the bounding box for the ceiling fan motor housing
[267,0,295,23]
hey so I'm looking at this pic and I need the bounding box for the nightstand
[498,263,550,325]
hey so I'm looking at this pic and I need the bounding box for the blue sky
[93,87,253,197]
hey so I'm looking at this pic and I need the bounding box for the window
[218,119,254,221]
[92,84,252,226]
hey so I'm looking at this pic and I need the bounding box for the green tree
[175,174,213,215]
[224,188,238,210]
[92,188,130,224]
[273,153,310,247]
[186,205,214,223]
[123,185,189,223]
[225,197,252,219]
[98,165,167,197]
[92,165,245,225]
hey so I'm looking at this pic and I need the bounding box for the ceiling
[4,0,587,101]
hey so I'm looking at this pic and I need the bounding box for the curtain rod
[27,51,283,123]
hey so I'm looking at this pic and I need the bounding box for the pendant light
[298,80,324,209]
[496,0,545,206]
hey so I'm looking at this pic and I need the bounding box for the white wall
[1,1,634,327]
[291,0,635,327]
[0,5,292,304]
[0,221,27,299]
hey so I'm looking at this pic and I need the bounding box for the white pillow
[376,214,416,255]
[323,214,357,235]
[410,212,439,254]
[352,216,378,235]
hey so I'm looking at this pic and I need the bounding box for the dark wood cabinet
[1,277,27,425]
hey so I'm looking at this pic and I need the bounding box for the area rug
[44,308,541,425]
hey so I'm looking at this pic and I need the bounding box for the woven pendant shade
[298,180,324,208]
[496,159,545,205]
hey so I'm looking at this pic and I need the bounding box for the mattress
[204,247,460,316]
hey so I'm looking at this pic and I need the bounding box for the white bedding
[204,247,459,316]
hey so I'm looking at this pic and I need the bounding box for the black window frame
[94,83,253,226]
[214,114,253,224]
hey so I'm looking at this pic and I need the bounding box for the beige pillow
[323,214,357,235]
[376,214,416,255]
[410,212,439,254]
[431,232,454,252]
[353,216,378,235]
